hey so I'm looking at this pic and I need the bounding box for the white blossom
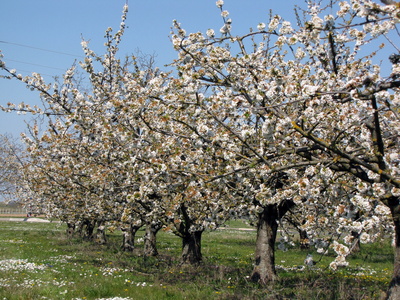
[257,23,266,31]
[216,0,224,8]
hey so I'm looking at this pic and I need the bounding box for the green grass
[0,220,392,299]
[220,219,253,229]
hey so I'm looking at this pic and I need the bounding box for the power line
[2,68,58,77]
[6,59,66,71]
[0,40,84,58]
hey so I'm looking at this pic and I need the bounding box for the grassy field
[0,220,392,299]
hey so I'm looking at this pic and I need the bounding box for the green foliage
[0,221,392,299]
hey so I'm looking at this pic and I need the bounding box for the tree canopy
[1,0,400,297]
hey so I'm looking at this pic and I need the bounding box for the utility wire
[6,59,66,71]
[0,40,84,58]
[1,68,57,77]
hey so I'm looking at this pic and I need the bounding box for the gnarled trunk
[176,203,204,264]
[251,205,279,284]
[251,200,294,284]
[77,219,96,240]
[144,222,161,257]
[181,230,203,265]
[66,222,76,238]
[94,221,107,245]
[121,223,142,252]
[299,228,310,250]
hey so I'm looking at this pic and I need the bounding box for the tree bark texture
[143,222,161,256]
[77,219,96,240]
[181,230,203,265]
[251,205,279,284]
[94,221,107,245]
[66,222,76,238]
[177,203,204,264]
[299,229,310,250]
[251,200,294,284]
[121,223,142,252]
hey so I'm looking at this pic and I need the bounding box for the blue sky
[0,0,300,137]
[0,0,394,138]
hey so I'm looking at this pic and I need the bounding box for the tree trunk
[349,211,361,254]
[66,222,76,238]
[75,221,83,236]
[387,200,400,299]
[94,221,107,245]
[143,222,161,257]
[283,214,309,249]
[121,223,142,252]
[84,220,95,240]
[299,229,310,250]
[181,230,203,265]
[77,219,96,240]
[349,231,361,254]
[251,205,279,284]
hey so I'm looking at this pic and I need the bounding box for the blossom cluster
[0,0,399,288]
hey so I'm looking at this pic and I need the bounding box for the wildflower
[216,0,224,8]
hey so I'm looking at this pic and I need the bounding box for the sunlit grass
[0,220,393,299]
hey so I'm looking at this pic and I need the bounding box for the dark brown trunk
[143,222,161,256]
[251,205,279,284]
[387,199,400,299]
[84,220,95,240]
[66,222,75,238]
[299,229,310,250]
[178,203,203,264]
[181,230,203,265]
[77,219,96,240]
[121,223,142,252]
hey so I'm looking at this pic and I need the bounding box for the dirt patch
[0,214,26,217]
[0,214,45,217]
